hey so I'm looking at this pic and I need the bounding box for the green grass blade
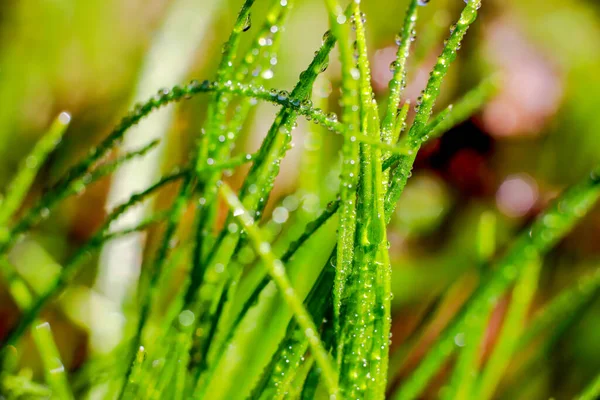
[31,321,74,400]
[252,261,334,399]
[181,28,339,360]
[394,165,600,400]
[191,0,292,274]
[393,101,411,145]
[576,372,600,400]
[0,112,70,228]
[219,182,339,396]
[381,0,419,146]
[336,6,391,399]
[385,0,483,223]
[0,171,186,353]
[474,257,542,400]
[322,2,361,344]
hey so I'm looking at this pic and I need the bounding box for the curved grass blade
[0,170,186,353]
[381,0,419,147]
[393,101,411,145]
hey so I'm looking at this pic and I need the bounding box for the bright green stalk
[129,1,257,390]
[182,33,339,383]
[475,257,542,400]
[202,200,340,374]
[385,0,483,223]
[31,322,74,400]
[336,6,391,399]
[394,165,600,400]
[0,77,371,258]
[381,0,419,147]
[323,1,361,343]
[577,372,600,400]
[219,183,339,397]
[0,112,70,230]
[253,261,334,399]
[119,345,148,398]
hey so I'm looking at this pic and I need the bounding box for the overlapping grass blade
[394,165,600,400]
[218,182,339,396]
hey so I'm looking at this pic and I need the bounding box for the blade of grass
[252,260,334,400]
[95,0,221,351]
[441,211,499,400]
[336,6,391,399]
[385,0,483,224]
[218,182,339,396]
[322,1,361,348]
[474,256,542,400]
[0,170,186,353]
[393,101,411,145]
[181,29,340,380]
[0,112,70,229]
[576,372,600,400]
[394,165,600,400]
[191,0,293,282]
[31,321,74,400]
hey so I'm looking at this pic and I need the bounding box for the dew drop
[394,33,402,46]
[242,13,252,32]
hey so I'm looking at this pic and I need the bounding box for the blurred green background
[0,0,599,398]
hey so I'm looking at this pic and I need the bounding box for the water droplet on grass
[242,13,252,32]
